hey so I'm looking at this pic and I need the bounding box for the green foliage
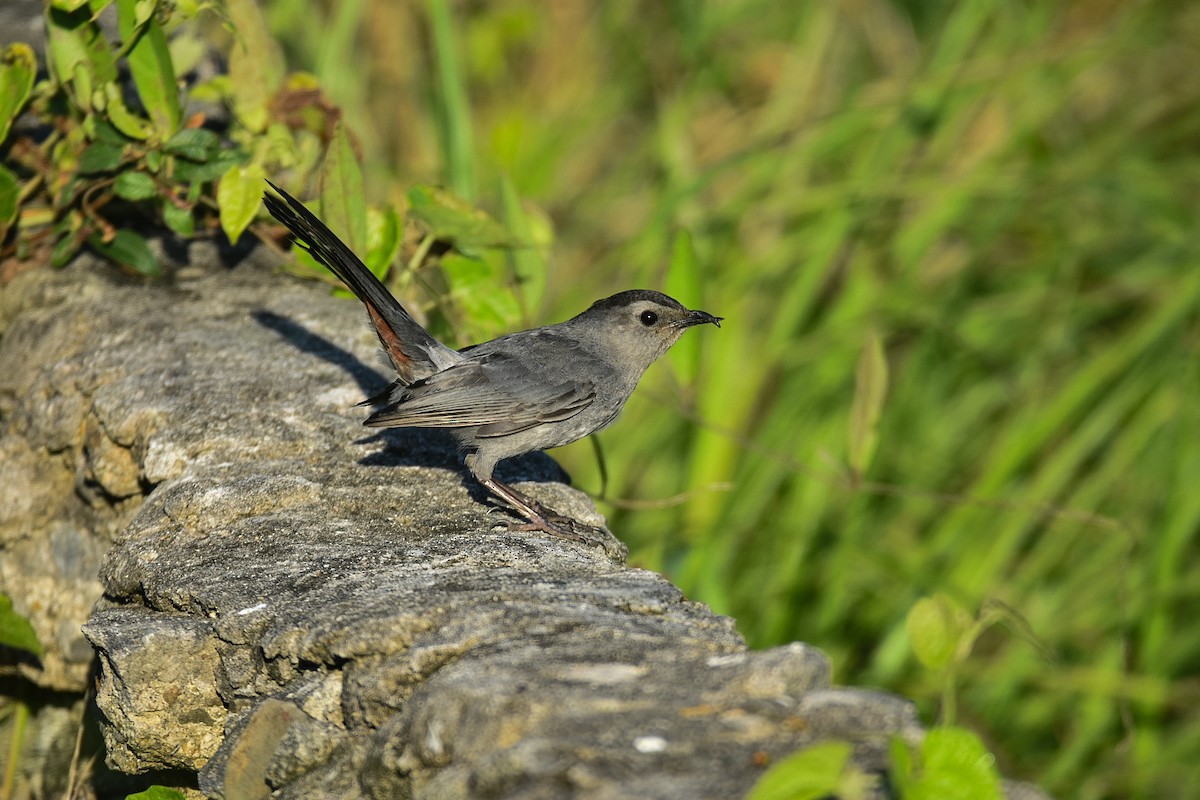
[1,0,261,273]
[903,594,1044,728]
[426,0,475,200]
[89,226,159,276]
[891,727,1003,800]
[752,731,1002,800]
[316,121,366,253]
[225,0,285,133]
[2,700,30,800]
[116,0,182,136]
[216,161,265,244]
[758,734,1003,800]
[0,43,36,144]
[124,787,186,800]
[907,593,969,673]
[748,740,870,800]
[498,172,548,316]
[407,184,517,253]
[665,229,704,385]
[848,332,889,481]
[0,165,18,241]
[0,593,43,657]
[365,205,403,281]
[0,0,541,329]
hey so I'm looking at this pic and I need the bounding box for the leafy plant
[0,594,41,800]
[748,730,1003,800]
[0,0,542,333]
[0,593,43,658]
[905,594,1048,728]
[1,0,235,275]
[890,727,1003,800]
[747,740,870,800]
[124,787,186,800]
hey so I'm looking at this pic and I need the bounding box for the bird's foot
[491,507,626,559]
[479,476,626,559]
[513,495,570,523]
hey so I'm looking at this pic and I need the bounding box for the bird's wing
[363,346,597,436]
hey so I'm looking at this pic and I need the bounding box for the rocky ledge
[0,252,1044,799]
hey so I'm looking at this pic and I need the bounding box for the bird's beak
[678,309,723,329]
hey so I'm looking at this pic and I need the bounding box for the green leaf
[443,251,522,341]
[847,331,888,478]
[51,218,85,267]
[407,184,516,253]
[0,164,18,241]
[90,228,160,276]
[365,204,402,280]
[78,140,126,174]
[103,82,153,140]
[907,594,969,671]
[52,236,82,268]
[51,0,110,10]
[747,740,867,800]
[167,27,208,77]
[225,0,285,133]
[499,172,547,317]
[172,148,245,183]
[889,735,915,796]
[113,170,159,201]
[907,727,1003,800]
[73,61,95,112]
[116,0,182,137]
[162,199,194,237]
[0,42,37,145]
[0,593,44,658]
[163,128,219,162]
[123,787,187,800]
[93,119,129,145]
[289,246,331,280]
[216,162,264,244]
[317,120,367,255]
[133,0,155,27]
[46,3,118,111]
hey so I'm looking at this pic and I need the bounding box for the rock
[85,606,226,773]
[0,254,1050,799]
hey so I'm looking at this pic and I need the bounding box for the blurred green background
[266,1,1197,797]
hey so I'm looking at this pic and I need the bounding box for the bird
[263,182,721,545]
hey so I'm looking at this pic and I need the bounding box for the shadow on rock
[252,308,388,400]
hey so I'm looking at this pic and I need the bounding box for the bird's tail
[264,181,462,383]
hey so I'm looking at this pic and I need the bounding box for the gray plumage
[264,183,721,543]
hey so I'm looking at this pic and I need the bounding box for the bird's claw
[490,506,623,557]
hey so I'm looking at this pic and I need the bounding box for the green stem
[405,232,436,278]
[1,700,29,800]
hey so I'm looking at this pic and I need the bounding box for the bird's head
[571,289,721,368]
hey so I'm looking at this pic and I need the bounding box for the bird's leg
[477,475,601,545]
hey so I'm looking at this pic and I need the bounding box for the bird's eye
[639,310,658,326]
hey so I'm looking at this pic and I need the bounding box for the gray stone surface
[0,255,1045,799]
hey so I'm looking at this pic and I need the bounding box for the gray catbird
[264,182,721,543]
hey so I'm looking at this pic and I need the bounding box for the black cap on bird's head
[583,289,722,327]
